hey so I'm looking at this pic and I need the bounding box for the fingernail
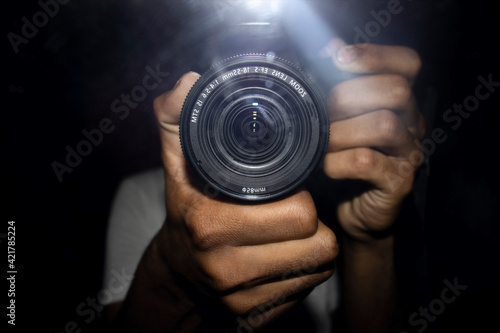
[336,45,359,64]
[173,77,182,89]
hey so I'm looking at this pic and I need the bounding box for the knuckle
[317,228,338,262]
[398,170,415,195]
[196,247,242,293]
[189,224,214,251]
[201,254,243,293]
[210,272,240,293]
[351,148,378,173]
[377,110,405,143]
[382,159,416,196]
[185,205,221,251]
[287,197,318,238]
[386,75,412,107]
[406,48,422,76]
[393,160,416,195]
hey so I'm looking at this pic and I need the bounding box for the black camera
[180,1,339,202]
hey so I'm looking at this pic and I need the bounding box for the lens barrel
[180,54,329,202]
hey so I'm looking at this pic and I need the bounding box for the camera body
[180,1,338,202]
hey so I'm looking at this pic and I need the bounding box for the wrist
[113,232,199,332]
[340,220,396,248]
[342,232,394,255]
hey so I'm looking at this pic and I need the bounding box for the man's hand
[324,40,425,242]
[322,40,425,333]
[114,41,425,333]
[117,72,338,332]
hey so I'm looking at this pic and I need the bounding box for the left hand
[322,40,426,242]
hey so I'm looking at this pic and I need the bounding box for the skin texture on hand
[323,40,425,243]
[112,40,425,333]
[322,40,425,333]
[115,72,339,332]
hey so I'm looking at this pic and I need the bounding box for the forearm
[110,234,199,332]
[341,235,396,333]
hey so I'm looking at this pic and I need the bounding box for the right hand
[152,72,339,330]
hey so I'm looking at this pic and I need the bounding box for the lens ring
[180,54,329,201]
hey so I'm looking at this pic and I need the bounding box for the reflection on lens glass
[233,103,274,152]
[219,93,291,170]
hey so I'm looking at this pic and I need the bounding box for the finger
[220,268,333,315]
[153,72,201,173]
[327,74,419,129]
[325,39,421,80]
[328,109,422,160]
[182,189,321,248]
[323,147,415,195]
[199,221,338,292]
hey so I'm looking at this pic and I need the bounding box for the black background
[3,0,499,332]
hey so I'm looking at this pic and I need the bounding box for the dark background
[3,0,499,332]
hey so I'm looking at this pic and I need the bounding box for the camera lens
[231,102,274,152]
[221,94,289,169]
[228,99,277,156]
[180,54,329,202]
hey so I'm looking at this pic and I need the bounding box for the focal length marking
[190,66,308,124]
[190,78,220,123]
[222,66,251,81]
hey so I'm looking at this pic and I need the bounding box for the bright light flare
[238,0,285,23]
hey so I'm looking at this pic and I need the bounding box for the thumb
[153,71,201,183]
